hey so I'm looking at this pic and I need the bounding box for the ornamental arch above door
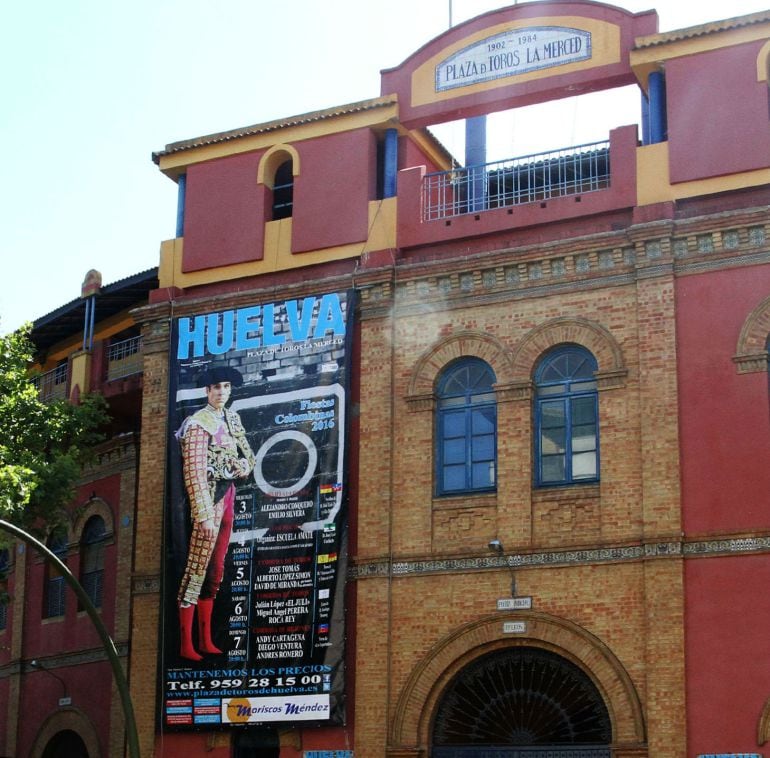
[431,646,611,757]
[388,612,646,757]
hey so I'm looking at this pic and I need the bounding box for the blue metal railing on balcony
[422,140,611,221]
[107,335,143,380]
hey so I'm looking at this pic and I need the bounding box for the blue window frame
[436,358,497,495]
[0,549,9,631]
[535,345,599,486]
[272,159,293,220]
[44,530,68,619]
[80,516,106,610]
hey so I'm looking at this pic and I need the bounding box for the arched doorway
[41,729,89,758]
[431,647,611,757]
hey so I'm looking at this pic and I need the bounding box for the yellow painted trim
[257,144,301,186]
[632,23,770,89]
[634,21,770,62]
[157,104,400,175]
[636,142,671,205]
[158,198,397,290]
[636,141,770,206]
[408,129,455,171]
[757,40,770,82]
[33,311,139,371]
[411,17,621,108]
[69,351,91,397]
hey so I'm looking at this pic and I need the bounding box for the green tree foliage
[0,326,107,532]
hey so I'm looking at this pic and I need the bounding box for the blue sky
[2,0,768,334]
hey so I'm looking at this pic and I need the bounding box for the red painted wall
[6,472,125,757]
[685,555,770,755]
[21,475,121,653]
[668,42,770,183]
[183,129,375,268]
[291,129,375,254]
[183,151,266,272]
[676,264,770,535]
[401,135,443,174]
[15,660,116,757]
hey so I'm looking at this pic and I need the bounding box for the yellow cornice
[157,100,400,177]
[632,22,770,89]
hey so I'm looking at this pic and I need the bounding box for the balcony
[106,336,143,381]
[423,140,610,221]
[33,364,68,403]
[396,125,637,250]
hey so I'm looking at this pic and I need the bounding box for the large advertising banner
[161,290,354,729]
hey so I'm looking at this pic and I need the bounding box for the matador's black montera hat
[196,365,244,388]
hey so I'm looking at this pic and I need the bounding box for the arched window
[432,647,611,753]
[436,358,497,495]
[535,345,599,486]
[0,548,9,631]
[79,516,106,609]
[272,159,294,220]
[44,529,68,619]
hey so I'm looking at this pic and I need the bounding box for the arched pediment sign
[389,611,646,754]
[380,1,658,129]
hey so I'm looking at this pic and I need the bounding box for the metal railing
[32,364,68,402]
[423,140,610,221]
[107,335,143,380]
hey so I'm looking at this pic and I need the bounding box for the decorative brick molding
[734,293,770,373]
[511,316,626,381]
[494,379,533,402]
[80,435,137,480]
[404,393,434,413]
[389,611,646,752]
[29,707,102,758]
[407,331,514,397]
[72,497,115,544]
[595,367,629,390]
[350,533,770,580]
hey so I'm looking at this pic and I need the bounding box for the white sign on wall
[436,27,592,92]
[497,597,532,611]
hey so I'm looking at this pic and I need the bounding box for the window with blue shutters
[44,529,68,619]
[436,358,497,495]
[80,516,106,610]
[535,345,599,486]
